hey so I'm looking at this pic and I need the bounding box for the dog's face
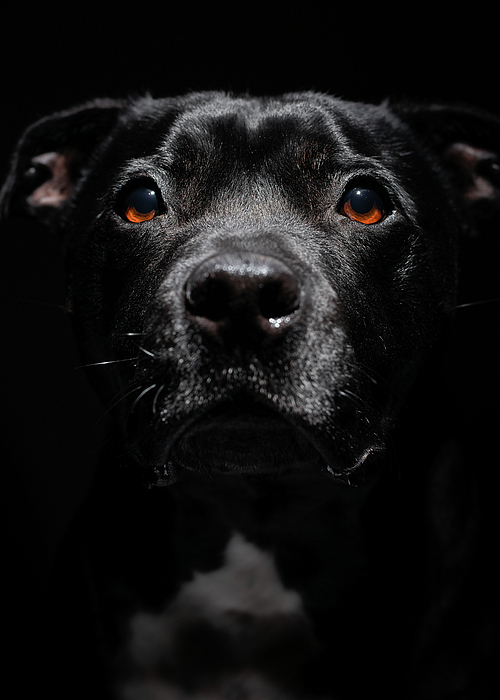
[2,93,499,485]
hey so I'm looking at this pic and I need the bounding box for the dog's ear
[0,98,124,228]
[394,103,500,225]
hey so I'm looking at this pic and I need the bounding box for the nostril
[186,275,234,322]
[258,276,301,320]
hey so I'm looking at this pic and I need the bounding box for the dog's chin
[168,402,324,477]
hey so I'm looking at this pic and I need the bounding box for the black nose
[185,252,302,350]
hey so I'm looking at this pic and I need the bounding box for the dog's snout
[184,252,302,347]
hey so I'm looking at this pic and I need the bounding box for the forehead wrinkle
[157,97,263,158]
[157,96,353,165]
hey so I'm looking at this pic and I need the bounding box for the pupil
[126,188,158,213]
[350,188,380,214]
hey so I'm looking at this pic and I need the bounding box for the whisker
[105,384,143,415]
[75,357,136,369]
[344,359,404,407]
[455,298,500,309]
[138,346,156,358]
[121,332,144,337]
[347,361,379,385]
[131,384,157,413]
[340,388,366,406]
[152,384,166,415]
[339,387,377,415]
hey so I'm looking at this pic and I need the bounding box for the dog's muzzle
[127,248,379,486]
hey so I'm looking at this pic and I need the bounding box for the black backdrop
[1,1,498,685]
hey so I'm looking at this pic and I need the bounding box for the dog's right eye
[122,188,160,223]
[340,186,388,225]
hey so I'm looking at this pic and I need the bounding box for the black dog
[1,92,499,699]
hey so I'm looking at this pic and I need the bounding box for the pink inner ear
[28,151,75,207]
[445,142,497,203]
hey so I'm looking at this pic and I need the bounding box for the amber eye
[123,188,160,223]
[340,187,387,224]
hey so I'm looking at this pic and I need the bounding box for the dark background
[1,0,498,658]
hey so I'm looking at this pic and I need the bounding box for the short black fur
[1,92,499,699]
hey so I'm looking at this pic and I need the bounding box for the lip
[134,390,375,488]
[166,395,319,474]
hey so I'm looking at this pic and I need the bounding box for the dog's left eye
[340,187,387,225]
[122,188,160,223]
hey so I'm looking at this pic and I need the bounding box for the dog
[1,92,499,699]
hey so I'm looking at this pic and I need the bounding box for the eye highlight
[340,186,387,225]
[122,187,160,223]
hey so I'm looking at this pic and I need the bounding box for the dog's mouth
[166,395,323,476]
[130,390,378,488]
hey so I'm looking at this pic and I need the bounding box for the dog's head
[2,93,499,485]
